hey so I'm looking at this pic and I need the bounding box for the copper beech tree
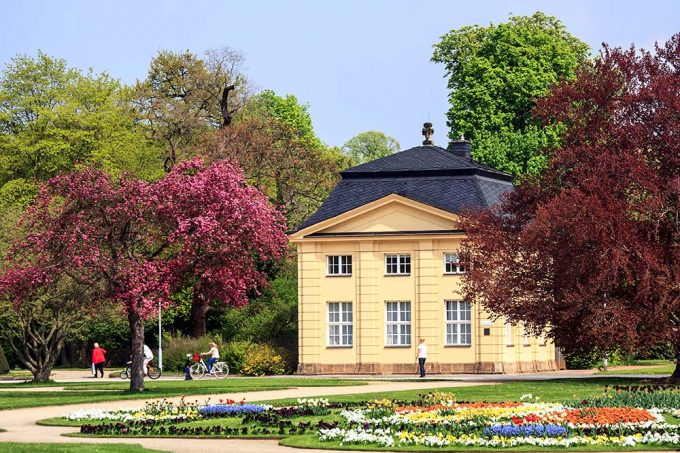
[0,159,287,390]
[461,35,679,373]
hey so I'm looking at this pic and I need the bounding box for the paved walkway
[0,379,493,452]
[1,367,643,384]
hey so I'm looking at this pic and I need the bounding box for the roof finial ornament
[460,133,465,140]
[422,122,434,145]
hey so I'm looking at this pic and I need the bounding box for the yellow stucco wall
[291,195,560,374]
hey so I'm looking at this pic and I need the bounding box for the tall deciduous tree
[342,131,400,165]
[0,159,287,389]
[461,36,680,373]
[133,48,251,171]
[0,51,161,208]
[432,12,590,176]
[214,90,348,228]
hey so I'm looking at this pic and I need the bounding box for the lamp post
[158,300,163,371]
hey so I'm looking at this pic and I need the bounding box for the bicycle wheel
[147,365,162,380]
[120,368,129,380]
[213,362,229,379]
[190,362,205,379]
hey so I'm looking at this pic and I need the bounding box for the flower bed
[61,387,680,449]
[319,398,680,448]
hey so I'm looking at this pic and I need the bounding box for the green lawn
[0,443,164,452]
[0,377,365,410]
[257,377,664,406]
[597,360,675,375]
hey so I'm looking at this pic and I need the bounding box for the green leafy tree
[214,90,348,228]
[238,89,321,147]
[219,275,298,369]
[432,12,590,176]
[342,131,400,165]
[133,48,251,171]
[0,51,162,210]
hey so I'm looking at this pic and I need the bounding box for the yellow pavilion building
[289,127,563,374]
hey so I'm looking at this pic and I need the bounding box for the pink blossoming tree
[1,159,287,390]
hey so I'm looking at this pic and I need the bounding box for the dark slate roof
[294,145,513,233]
[342,145,509,178]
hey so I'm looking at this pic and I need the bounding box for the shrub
[241,343,288,376]
[161,333,220,372]
[224,340,251,375]
[565,349,634,370]
[0,344,9,374]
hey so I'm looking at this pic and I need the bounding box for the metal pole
[158,300,163,371]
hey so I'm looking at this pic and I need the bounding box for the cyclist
[143,344,153,375]
[201,341,220,375]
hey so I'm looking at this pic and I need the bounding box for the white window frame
[385,301,411,346]
[444,252,465,274]
[445,300,472,345]
[385,254,411,275]
[505,322,514,346]
[327,302,353,346]
[327,255,352,276]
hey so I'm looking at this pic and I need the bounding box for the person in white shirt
[143,344,153,375]
[416,338,427,378]
[201,342,220,375]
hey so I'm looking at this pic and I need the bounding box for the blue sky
[1,0,678,149]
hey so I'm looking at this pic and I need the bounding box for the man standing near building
[416,338,427,378]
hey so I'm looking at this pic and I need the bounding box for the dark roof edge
[340,168,513,182]
[305,229,465,238]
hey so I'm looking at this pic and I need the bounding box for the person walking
[184,354,194,380]
[416,338,427,378]
[91,343,107,378]
[143,344,153,375]
[201,341,220,375]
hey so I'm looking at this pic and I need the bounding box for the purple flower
[484,424,568,438]
[199,404,266,417]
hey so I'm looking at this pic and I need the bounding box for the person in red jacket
[91,343,107,378]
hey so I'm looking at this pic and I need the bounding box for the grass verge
[0,377,366,410]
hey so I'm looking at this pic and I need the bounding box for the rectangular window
[505,322,514,346]
[385,301,411,345]
[385,254,411,275]
[327,255,352,276]
[445,300,472,345]
[328,302,353,346]
[444,252,465,274]
[523,325,531,346]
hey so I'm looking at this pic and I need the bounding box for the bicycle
[120,359,162,380]
[189,353,229,379]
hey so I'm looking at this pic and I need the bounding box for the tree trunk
[190,294,209,338]
[33,367,52,382]
[671,352,680,383]
[220,84,236,129]
[10,324,64,383]
[128,311,146,392]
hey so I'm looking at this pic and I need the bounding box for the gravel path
[0,380,492,452]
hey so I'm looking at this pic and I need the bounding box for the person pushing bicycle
[201,341,220,375]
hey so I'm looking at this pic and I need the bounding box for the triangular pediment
[290,194,460,240]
